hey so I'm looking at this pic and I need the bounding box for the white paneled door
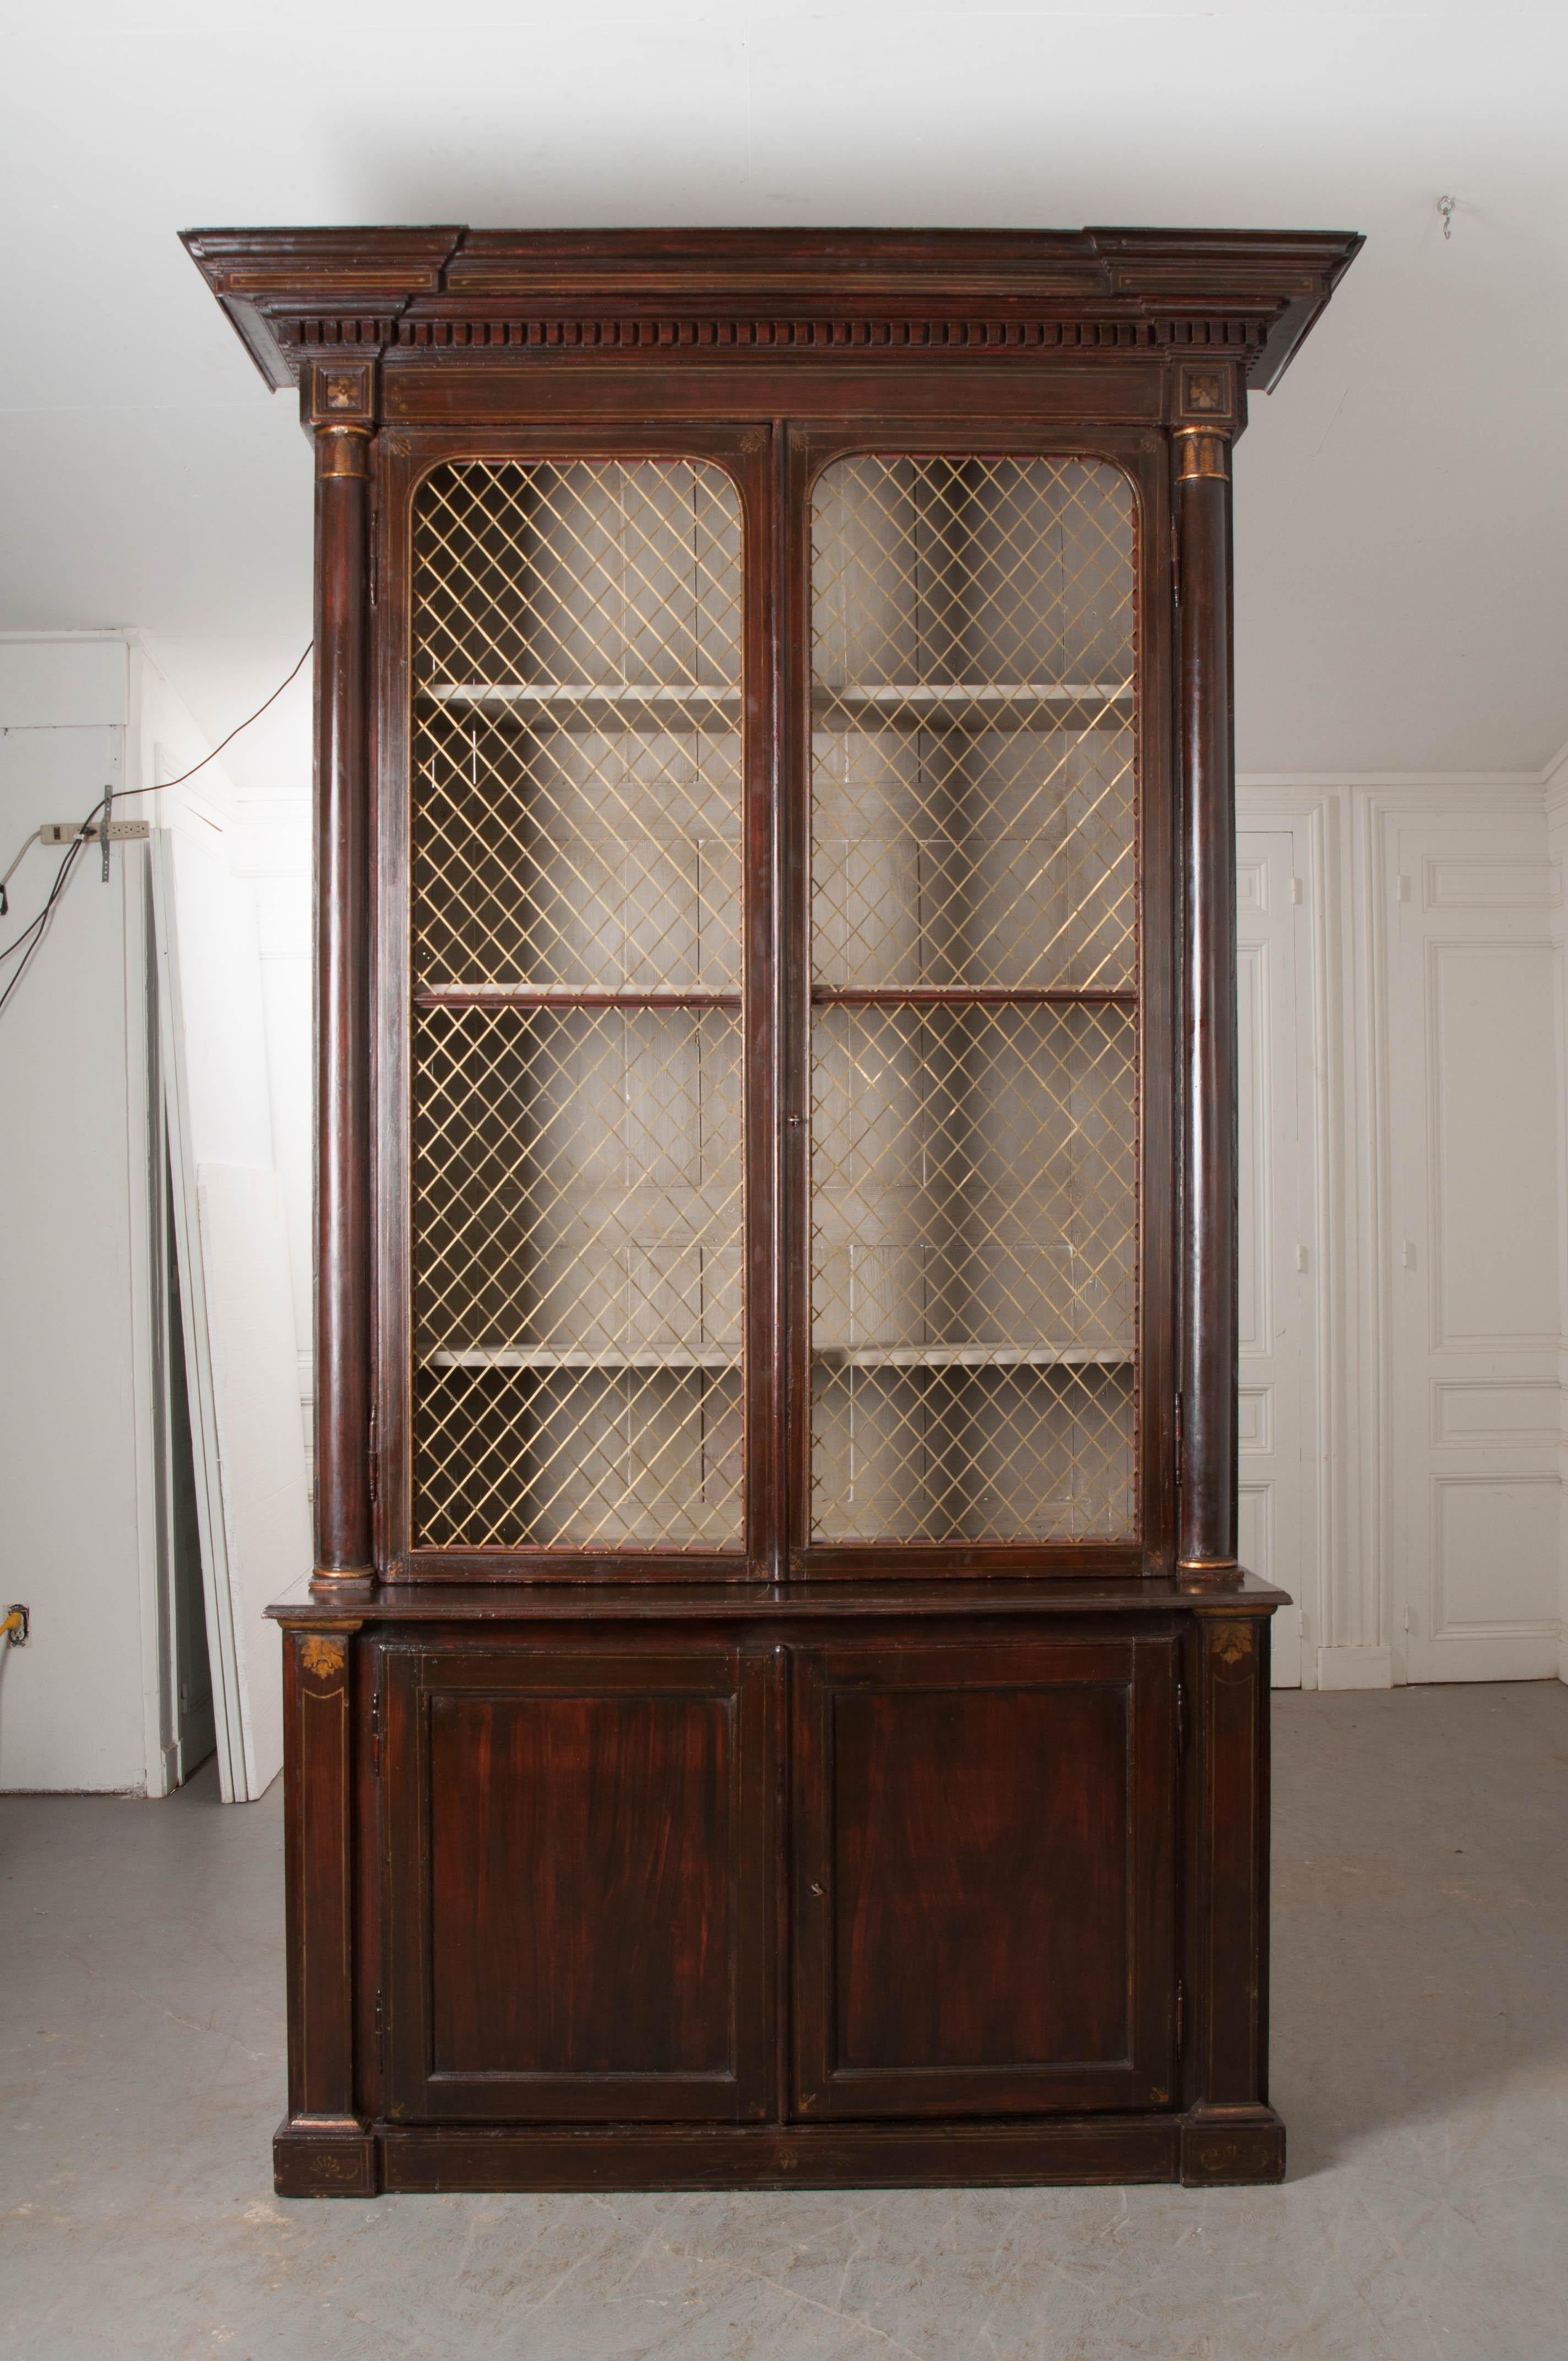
[1382,812,1562,1681]
[1236,831,1322,1688]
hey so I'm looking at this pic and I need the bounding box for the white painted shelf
[418,681,1131,720]
[427,1346,739,1372]
[815,682,1133,709]
[423,682,741,711]
[812,1343,1133,1370]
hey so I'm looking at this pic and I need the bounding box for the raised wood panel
[1429,942,1559,1348]
[1424,859,1560,911]
[428,1694,729,2074]
[1387,811,1563,1683]
[834,1685,1129,2068]
[1431,1380,1562,1448]
[385,1646,771,2120]
[792,1637,1176,2117]
[1433,1475,1560,1636]
[1237,1385,1272,1452]
[1236,940,1271,1358]
[1234,855,1268,913]
[1236,1482,1274,1585]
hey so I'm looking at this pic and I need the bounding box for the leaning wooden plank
[150,825,303,1800]
[195,1163,306,1797]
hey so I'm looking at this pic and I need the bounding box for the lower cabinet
[382,1645,775,2122]
[378,1629,1177,2130]
[792,1636,1178,2118]
[275,1595,1285,2190]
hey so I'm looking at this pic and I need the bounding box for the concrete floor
[2,1684,1566,2361]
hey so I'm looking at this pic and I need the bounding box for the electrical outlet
[3,1604,28,1647]
[37,820,150,846]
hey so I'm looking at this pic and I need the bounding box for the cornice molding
[1241,764,1566,798]
[1540,733,1568,817]
[181,225,1363,394]
[388,312,1262,360]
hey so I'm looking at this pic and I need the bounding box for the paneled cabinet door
[382,1645,774,2122]
[792,1636,1178,2118]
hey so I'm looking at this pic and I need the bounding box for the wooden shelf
[414,984,741,1010]
[812,1345,1133,1370]
[417,682,1132,732]
[427,1347,739,1372]
[814,683,1133,730]
[421,683,741,728]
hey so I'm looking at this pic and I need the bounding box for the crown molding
[181,225,1363,395]
[1242,757,1568,797]
[1540,733,1568,816]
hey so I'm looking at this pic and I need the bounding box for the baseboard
[274,2116,375,2199]
[275,2112,1288,2196]
[1316,1644,1393,1690]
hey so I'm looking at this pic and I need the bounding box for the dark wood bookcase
[184,224,1360,2196]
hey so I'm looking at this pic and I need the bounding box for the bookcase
[184,223,1359,2195]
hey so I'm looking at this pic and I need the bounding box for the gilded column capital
[314,424,372,480]
[1174,427,1232,483]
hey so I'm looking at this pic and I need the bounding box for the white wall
[135,648,314,1483]
[4,5,1567,797]
[1239,762,1568,1690]
[0,632,312,1793]
[236,794,312,1487]
[0,637,159,1790]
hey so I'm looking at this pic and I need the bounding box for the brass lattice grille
[812,456,1135,994]
[412,460,742,990]
[810,455,1139,1543]
[409,460,745,1549]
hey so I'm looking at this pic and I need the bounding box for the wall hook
[1438,195,1456,241]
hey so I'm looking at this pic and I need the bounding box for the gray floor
[2,1684,1565,2361]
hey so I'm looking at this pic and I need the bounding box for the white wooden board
[151,825,307,1799]
[195,1163,305,1794]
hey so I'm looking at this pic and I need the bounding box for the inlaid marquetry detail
[1178,365,1235,422]
[1209,1622,1253,1664]
[300,1635,348,1680]
[306,358,377,428]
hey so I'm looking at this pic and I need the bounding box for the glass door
[806,454,1140,1549]
[405,458,747,1554]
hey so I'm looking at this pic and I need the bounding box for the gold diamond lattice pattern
[810,1001,1137,1541]
[412,459,743,989]
[811,455,1136,992]
[412,1004,744,1549]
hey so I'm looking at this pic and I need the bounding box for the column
[275,1620,374,2195]
[311,371,374,1578]
[1175,425,1239,1577]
